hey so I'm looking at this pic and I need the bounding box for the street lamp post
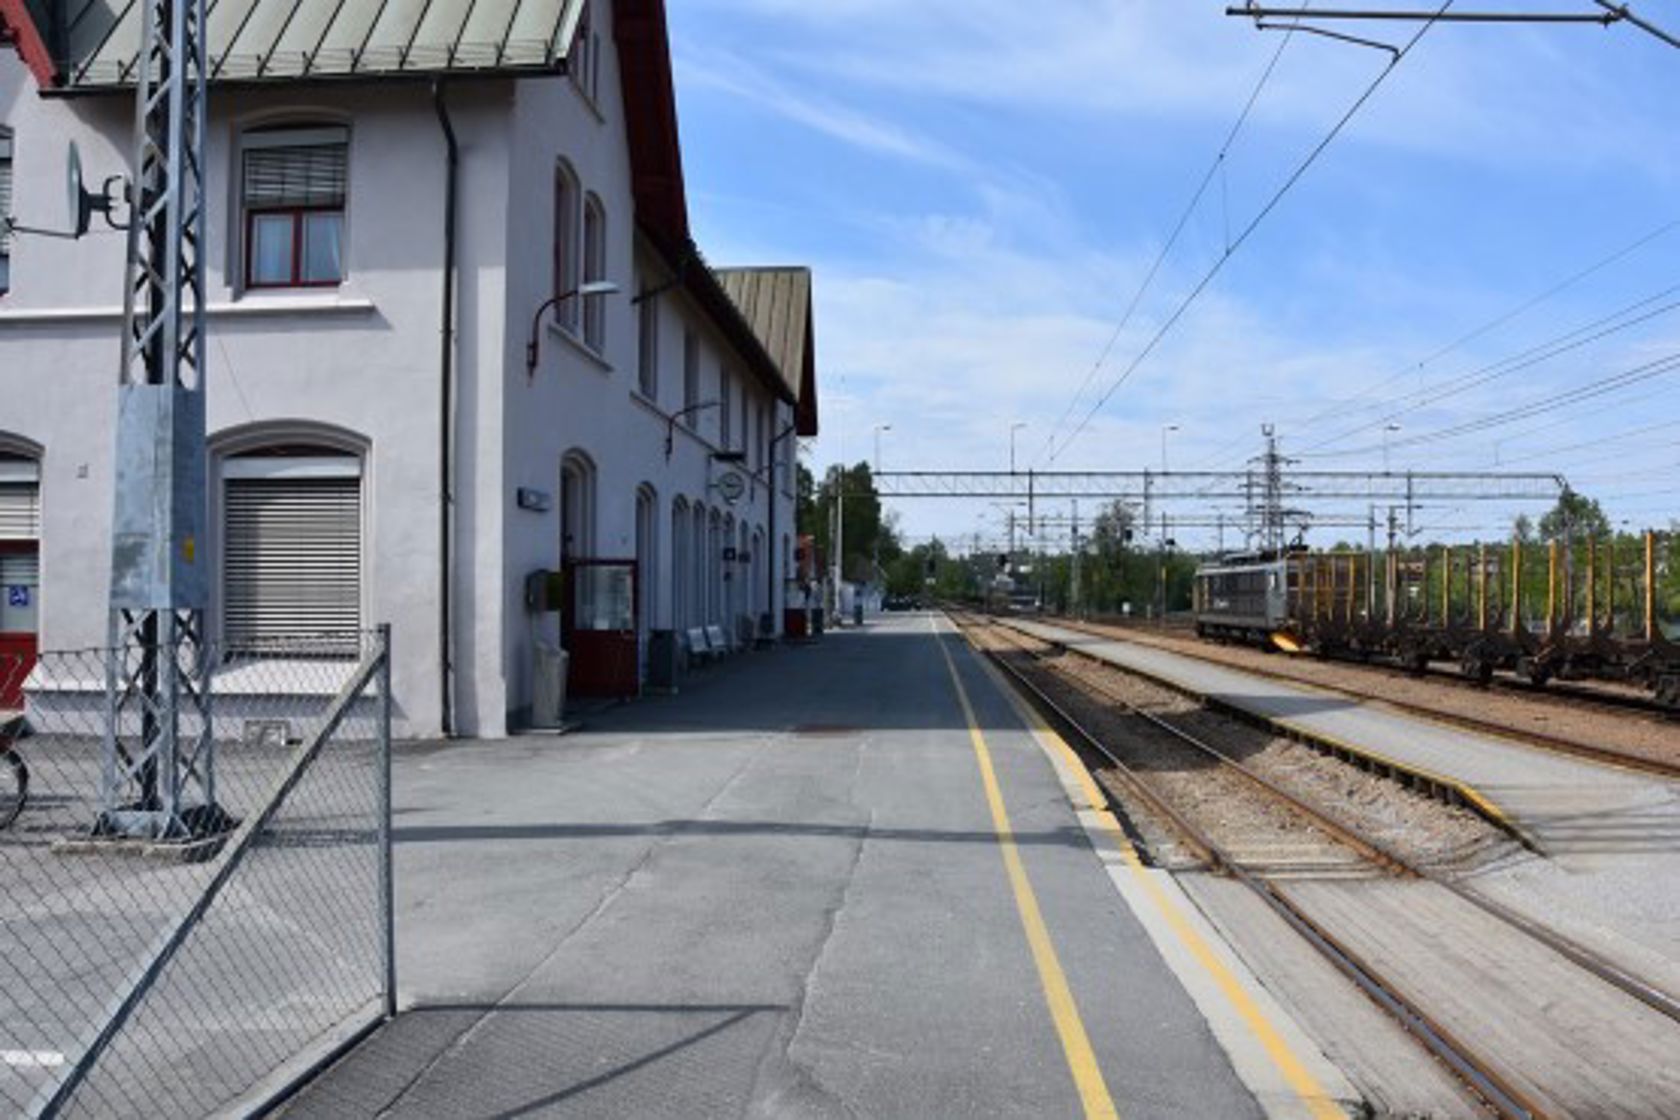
[872,424,892,599]
[1008,422,1027,569]
[1383,423,1402,474]
[1161,423,1180,475]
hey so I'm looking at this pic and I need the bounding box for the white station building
[0,0,820,738]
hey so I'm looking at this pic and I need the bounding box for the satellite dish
[67,142,92,239]
[65,142,125,238]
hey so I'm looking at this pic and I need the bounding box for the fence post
[376,624,396,1020]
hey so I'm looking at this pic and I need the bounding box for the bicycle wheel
[0,748,25,830]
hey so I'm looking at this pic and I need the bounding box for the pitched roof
[19,0,584,88]
[717,267,819,437]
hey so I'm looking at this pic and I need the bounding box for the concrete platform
[1006,617,1680,994]
[284,613,1351,1119]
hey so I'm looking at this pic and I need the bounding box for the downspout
[433,81,459,737]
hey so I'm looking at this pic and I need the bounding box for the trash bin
[812,608,825,636]
[531,642,569,729]
[853,602,864,626]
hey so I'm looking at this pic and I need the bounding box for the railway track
[1055,615,1680,782]
[951,610,1680,1120]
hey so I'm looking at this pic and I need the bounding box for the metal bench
[705,625,732,657]
[685,628,716,667]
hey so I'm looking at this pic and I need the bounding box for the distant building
[0,0,819,737]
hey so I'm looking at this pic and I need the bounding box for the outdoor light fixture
[665,399,722,459]
[525,280,620,380]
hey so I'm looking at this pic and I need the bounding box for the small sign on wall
[6,586,29,609]
[516,487,552,513]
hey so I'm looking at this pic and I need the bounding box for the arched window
[707,509,722,625]
[692,503,708,628]
[553,161,581,332]
[0,127,13,295]
[218,439,364,647]
[635,485,658,634]
[582,193,607,351]
[241,123,349,289]
[670,497,689,629]
[560,450,596,564]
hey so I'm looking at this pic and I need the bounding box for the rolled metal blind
[0,484,40,541]
[242,129,348,210]
[224,477,360,644]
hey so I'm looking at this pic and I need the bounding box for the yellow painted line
[956,621,1342,1120]
[934,630,1120,1120]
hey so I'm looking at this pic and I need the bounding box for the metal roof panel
[34,0,582,87]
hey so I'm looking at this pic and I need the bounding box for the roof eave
[0,0,56,86]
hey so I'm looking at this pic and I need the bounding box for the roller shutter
[0,484,40,541]
[224,476,361,645]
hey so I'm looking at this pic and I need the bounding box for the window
[720,369,733,449]
[242,125,348,289]
[582,194,606,351]
[682,331,700,425]
[553,163,580,331]
[570,1,602,105]
[222,448,362,646]
[757,403,769,471]
[0,129,12,295]
[637,291,659,399]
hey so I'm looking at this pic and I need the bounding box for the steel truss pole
[99,0,225,841]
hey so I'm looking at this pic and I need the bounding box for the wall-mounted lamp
[525,280,621,380]
[665,399,721,459]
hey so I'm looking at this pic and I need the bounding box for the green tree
[808,462,901,583]
[1538,488,1610,542]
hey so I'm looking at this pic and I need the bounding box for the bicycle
[1,715,28,830]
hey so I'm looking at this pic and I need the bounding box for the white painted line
[2,1050,65,1069]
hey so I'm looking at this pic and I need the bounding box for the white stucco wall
[0,4,801,740]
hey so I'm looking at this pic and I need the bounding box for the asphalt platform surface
[284,613,1269,1119]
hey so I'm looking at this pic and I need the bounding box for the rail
[950,610,1546,1120]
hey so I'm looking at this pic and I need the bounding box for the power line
[1196,219,1680,468]
[1036,13,1308,466]
[1327,347,1680,456]
[1298,285,1680,454]
[1048,1,1456,465]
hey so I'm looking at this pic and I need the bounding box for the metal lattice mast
[99,0,222,840]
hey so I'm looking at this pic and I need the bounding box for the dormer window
[242,125,348,289]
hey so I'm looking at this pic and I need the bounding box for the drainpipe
[766,422,798,639]
[433,81,459,737]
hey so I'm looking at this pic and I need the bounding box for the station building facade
[0,0,819,738]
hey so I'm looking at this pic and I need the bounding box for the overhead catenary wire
[1048,1,1457,466]
[1035,12,1308,467]
[1189,219,1680,471]
[1297,285,1680,455]
[1322,347,1680,457]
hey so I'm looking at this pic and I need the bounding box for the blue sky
[667,1,1680,552]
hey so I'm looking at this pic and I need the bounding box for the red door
[0,543,40,711]
[563,560,640,699]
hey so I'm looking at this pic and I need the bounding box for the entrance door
[0,545,39,711]
[564,559,639,699]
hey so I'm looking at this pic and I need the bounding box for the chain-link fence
[0,627,393,1118]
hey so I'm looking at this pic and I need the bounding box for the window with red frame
[242,125,348,289]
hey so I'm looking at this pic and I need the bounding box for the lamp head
[578,280,619,298]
